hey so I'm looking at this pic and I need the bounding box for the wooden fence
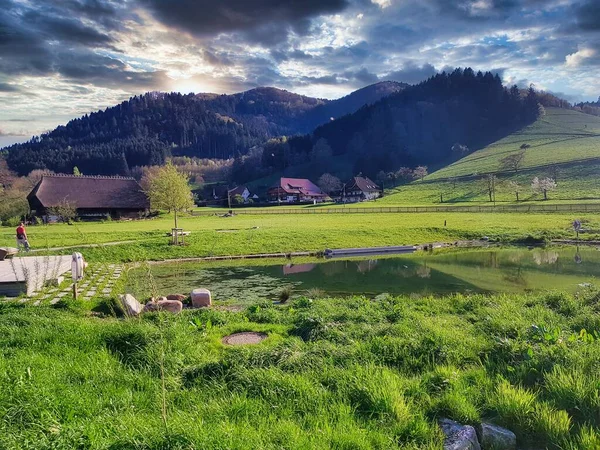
[192,203,600,216]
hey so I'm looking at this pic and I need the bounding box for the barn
[28,174,150,220]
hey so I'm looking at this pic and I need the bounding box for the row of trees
[481,174,557,202]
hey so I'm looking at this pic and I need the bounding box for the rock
[477,423,516,450]
[118,294,143,317]
[439,419,481,450]
[167,293,187,302]
[191,288,212,308]
[143,299,183,314]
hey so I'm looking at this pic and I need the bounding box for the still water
[126,247,599,302]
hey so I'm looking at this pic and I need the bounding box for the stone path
[18,263,124,306]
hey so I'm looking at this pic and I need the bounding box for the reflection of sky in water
[126,247,600,302]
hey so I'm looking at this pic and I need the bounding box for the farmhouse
[267,177,327,203]
[228,186,258,204]
[28,174,150,220]
[341,176,381,202]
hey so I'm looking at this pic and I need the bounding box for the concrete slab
[0,255,71,297]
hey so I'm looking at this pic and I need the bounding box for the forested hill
[4,82,405,176]
[285,69,541,177]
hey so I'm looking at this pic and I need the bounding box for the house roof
[28,174,150,210]
[345,176,380,193]
[228,186,249,197]
[272,177,326,197]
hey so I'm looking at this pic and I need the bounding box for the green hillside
[381,108,600,205]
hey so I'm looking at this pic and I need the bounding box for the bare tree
[413,166,428,181]
[532,176,556,200]
[483,174,499,202]
[547,164,560,185]
[317,173,342,195]
[500,151,525,173]
[508,180,521,202]
[396,167,413,184]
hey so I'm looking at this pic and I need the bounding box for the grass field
[380,108,600,205]
[2,211,596,262]
[1,287,599,449]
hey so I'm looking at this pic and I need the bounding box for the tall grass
[0,286,599,448]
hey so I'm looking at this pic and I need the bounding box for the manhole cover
[222,332,267,346]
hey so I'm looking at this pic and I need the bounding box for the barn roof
[272,177,325,197]
[28,174,149,210]
[345,176,380,193]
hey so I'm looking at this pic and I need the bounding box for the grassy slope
[3,211,597,262]
[380,108,600,205]
[0,289,599,449]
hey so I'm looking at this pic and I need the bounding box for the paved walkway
[20,263,125,306]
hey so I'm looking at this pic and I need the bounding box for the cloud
[385,63,438,84]
[138,0,350,43]
[576,0,600,31]
[565,47,596,67]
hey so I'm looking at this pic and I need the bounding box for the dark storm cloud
[138,0,349,42]
[576,0,600,31]
[385,63,438,84]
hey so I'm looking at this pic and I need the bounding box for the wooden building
[267,177,327,203]
[28,174,150,220]
[339,176,381,203]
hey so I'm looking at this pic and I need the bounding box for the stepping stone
[33,300,41,306]
[42,294,51,299]
[57,292,67,298]
[102,289,111,294]
[18,298,28,303]
[50,298,61,305]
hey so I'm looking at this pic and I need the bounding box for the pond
[125,246,600,303]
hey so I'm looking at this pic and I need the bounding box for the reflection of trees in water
[487,252,499,269]
[532,250,559,265]
[508,252,524,264]
[319,261,346,276]
[416,264,431,279]
[356,259,378,274]
[502,266,528,287]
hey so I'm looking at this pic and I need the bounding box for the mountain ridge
[4,81,406,176]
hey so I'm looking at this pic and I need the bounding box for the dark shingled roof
[28,174,150,210]
[345,176,380,193]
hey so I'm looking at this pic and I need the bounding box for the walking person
[16,222,30,252]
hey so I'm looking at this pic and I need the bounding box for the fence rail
[191,203,600,216]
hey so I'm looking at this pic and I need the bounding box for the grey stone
[440,419,481,450]
[477,423,516,450]
[118,294,143,317]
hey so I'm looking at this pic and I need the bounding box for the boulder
[167,293,187,302]
[191,288,212,308]
[477,423,516,450]
[118,294,143,317]
[439,419,481,450]
[143,298,183,314]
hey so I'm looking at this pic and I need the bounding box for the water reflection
[131,247,600,302]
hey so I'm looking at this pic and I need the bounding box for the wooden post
[73,282,78,300]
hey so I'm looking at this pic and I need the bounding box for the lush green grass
[1,286,599,448]
[381,108,600,205]
[4,211,597,263]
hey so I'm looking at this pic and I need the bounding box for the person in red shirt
[16,222,30,251]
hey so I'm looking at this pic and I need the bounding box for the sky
[1,0,599,145]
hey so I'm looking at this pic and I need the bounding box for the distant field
[3,211,596,262]
[377,108,600,205]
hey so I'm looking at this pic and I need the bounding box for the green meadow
[381,108,600,205]
[1,210,596,263]
[1,287,599,449]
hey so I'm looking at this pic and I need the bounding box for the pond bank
[149,239,494,264]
